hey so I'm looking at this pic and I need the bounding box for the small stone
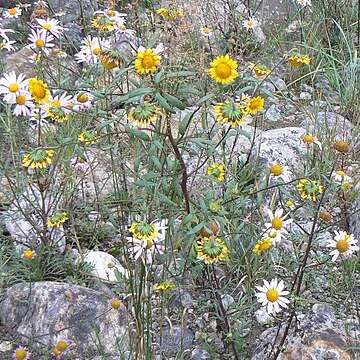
[255,307,274,325]
[191,347,210,359]
[221,294,234,311]
[265,104,282,122]
[262,81,276,93]
[300,84,314,92]
[0,341,13,352]
[273,78,286,90]
[158,326,194,352]
[299,92,311,100]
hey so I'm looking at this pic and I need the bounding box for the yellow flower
[245,96,264,115]
[99,49,123,70]
[128,102,161,127]
[110,298,122,309]
[156,7,184,21]
[197,237,229,264]
[209,55,238,85]
[156,281,176,292]
[253,238,272,254]
[207,163,225,182]
[296,179,323,201]
[249,63,271,77]
[288,55,310,67]
[129,221,159,241]
[28,78,51,104]
[78,131,99,145]
[22,149,55,169]
[22,249,36,260]
[91,15,116,32]
[213,100,246,128]
[47,212,69,227]
[55,340,68,352]
[135,48,161,74]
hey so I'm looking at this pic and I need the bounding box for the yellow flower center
[215,63,231,78]
[335,170,346,177]
[32,83,46,98]
[142,55,156,69]
[9,83,19,92]
[15,349,27,360]
[111,299,121,309]
[56,340,68,352]
[146,239,153,248]
[9,8,18,15]
[272,217,283,230]
[285,200,293,207]
[302,134,315,143]
[23,249,34,259]
[92,47,101,55]
[203,27,210,34]
[53,347,62,356]
[16,95,27,105]
[43,23,52,30]
[336,239,349,253]
[270,164,283,176]
[266,289,279,302]
[36,39,45,47]
[78,94,89,103]
[259,240,271,251]
[247,20,254,27]
[107,9,116,16]
[52,100,61,107]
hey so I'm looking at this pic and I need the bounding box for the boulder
[83,250,128,282]
[0,282,128,358]
[251,304,352,360]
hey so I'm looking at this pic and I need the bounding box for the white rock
[84,251,128,282]
[255,307,274,325]
[299,92,312,100]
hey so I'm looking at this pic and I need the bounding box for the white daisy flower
[27,28,55,54]
[47,92,73,113]
[3,6,22,19]
[0,71,28,103]
[75,36,110,64]
[264,208,293,243]
[296,0,312,7]
[332,170,352,184]
[29,106,47,122]
[269,163,292,182]
[255,278,290,314]
[0,27,15,41]
[36,18,64,38]
[327,231,359,262]
[201,26,212,37]
[242,18,258,31]
[116,25,136,36]
[126,219,167,265]
[0,39,16,51]
[11,90,34,116]
[72,92,94,112]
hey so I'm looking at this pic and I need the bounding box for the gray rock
[251,304,351,360]
[221,294,234,311]
[273,77,287,90]
[158,325,194,352]
[300,84,314,93]
[299,92,312,100]
[83,250,128,282]
[4,186,66,252]
[191,347,210,360]
[169,289,194,309]
[252,127,306,173]
[0,282,128,358]
[303,111,354,140]
[349,195,360,240]
[265,104,282,122]
[263,81,276,93]
[255,307,274,326]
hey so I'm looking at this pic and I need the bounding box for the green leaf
[189,221,205,234]
[158,193,177,207]
[162,92,186,110]
[164,71,194,79]
[177,86,201,96]
[155,93,174,113]
[92,91,106,99]
[151,155,162,171]
[197,93,215,104]
[125,125,150,141]
[97,119,114,131]
[179,112,192,135]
